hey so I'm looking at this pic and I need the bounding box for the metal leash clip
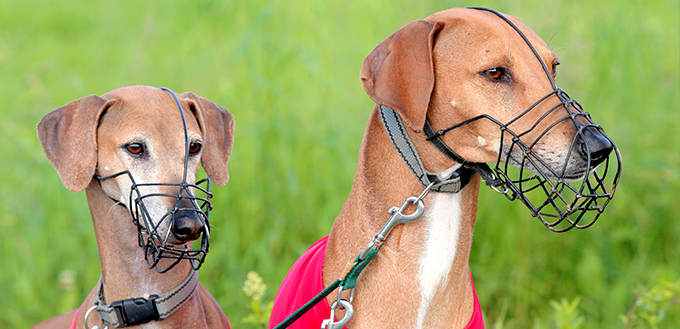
[358,182,434,260]
[322,182,435,329]
[321,282,355,329]
[321,299,353,329]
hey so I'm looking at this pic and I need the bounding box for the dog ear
[360,20,444,132]
[179,92,235,186]
[37,95,114,192]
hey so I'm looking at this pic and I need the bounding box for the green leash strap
[272,247,378,329]
[340,247,377,290]
[272,279,340,329]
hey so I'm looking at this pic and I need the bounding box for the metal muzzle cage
[428,88,621,232]
[493,89,621,232]
[131,177,212,272]
[424,7,622,232]
[95,87,213,272]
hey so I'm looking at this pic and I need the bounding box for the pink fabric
[269,235,485,328]
[68,307,80,329]
[270,236,333,329]
[467,273,485,329]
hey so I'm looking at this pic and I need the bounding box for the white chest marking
[416,191,462,329]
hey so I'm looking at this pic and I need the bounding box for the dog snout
[171,198,204,243]
[578,127,613,167]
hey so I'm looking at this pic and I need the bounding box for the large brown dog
[33,86,234,328]
[270,7,618,329]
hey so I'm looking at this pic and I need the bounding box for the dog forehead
[99,87,202,139]
[103,85,175,103]
[427,8,555,63]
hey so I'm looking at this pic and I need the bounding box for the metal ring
[326,299,354,329]
[83,306,108,329]
[489,183,508,195]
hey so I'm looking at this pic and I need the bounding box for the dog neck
[84,179,198,327]
[323,107,481,328]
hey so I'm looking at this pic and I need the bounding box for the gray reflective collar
[92,270,198,327]
[378,105,474,193]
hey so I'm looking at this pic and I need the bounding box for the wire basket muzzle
[492,89,621,232]
[130,178,213,272]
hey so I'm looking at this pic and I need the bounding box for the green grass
[0,0,678,328]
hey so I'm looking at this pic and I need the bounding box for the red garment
[269,236,485,328]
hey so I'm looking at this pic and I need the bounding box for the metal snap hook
[321,299,354,329]
[387,195,425,222]
[375,196,425,243]
[358,185,433,261]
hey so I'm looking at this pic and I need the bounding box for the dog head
[361,8,620,230]
[37,85,234,268]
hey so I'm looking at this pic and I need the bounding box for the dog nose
[171,199,204,243]
[579,127,613,167]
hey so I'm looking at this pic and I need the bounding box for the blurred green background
[1,0,678,328]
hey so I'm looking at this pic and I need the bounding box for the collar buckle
[110,295,160,327]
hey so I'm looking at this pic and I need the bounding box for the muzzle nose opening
[171,189,208,243]
[578,127,614,167]
[555,91,614,169]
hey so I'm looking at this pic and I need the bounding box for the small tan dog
[270,7,619,329]
[33,86,234,329]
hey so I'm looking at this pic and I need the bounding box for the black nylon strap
[423,119,504,188]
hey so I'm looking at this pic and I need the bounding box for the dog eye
[125,143,144,156]
[482,67,508,81]
[552,62,560,79]
[189,142,202,154]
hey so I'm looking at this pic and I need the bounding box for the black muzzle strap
[423,119,505,189]
[378,105,473,193]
